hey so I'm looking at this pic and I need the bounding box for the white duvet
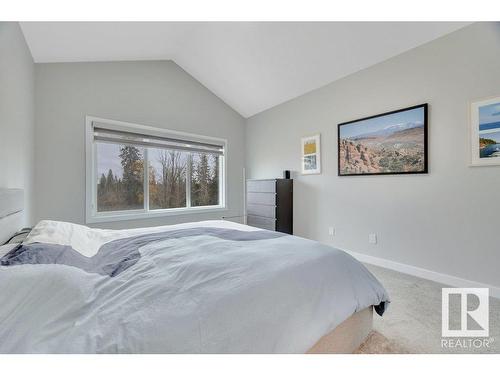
[0,220,389,353]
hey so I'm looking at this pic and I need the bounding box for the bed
[0,192,389,353]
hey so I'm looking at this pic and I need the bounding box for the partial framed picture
[470,96,500,167]
[301,134,321,174]
[338,104,428,176]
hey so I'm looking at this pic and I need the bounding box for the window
[148,148,187,210]
[86,117,226,223]
[190,152,220,207]
[96,143,145,212]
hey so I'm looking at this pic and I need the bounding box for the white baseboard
[343,249,500,300]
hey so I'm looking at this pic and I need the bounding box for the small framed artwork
[301,134,321,174]
[470,96,500,167]
[338,104,428,176]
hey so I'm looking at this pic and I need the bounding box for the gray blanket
[2,228,285,277]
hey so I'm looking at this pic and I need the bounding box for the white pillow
[0,243,18,258]
[24,220,114,258]
[25,220,153,257]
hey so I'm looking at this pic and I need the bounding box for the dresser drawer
[247,192,276,205]
[246,180,276,193]
[247,204,276,218]
[247,215,276,231]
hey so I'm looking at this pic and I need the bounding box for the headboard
[0,188,24,244]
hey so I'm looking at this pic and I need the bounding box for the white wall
[245,22,500,288]
[35,60,246,229]
[0,22,35,226]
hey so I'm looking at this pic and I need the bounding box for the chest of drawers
[246,179,293,234]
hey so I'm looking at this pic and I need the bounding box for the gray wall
[35,60,245,229]
[246,22,500,287]
[0,22,35,226]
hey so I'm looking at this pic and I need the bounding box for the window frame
[85,116,227,224]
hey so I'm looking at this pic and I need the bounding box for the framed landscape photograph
[470,96,500,167]
[338,104,428,176]
[301,134,321,174]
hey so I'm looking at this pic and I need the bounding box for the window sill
[86,206,228,224]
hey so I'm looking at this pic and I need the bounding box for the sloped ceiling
[20,22,469,117]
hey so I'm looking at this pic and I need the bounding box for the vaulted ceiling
[20,22,468,118]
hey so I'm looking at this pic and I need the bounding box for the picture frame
[301,134,321,175]
[338,104,428,176]
[470,95,500,167]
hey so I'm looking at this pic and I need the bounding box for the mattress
[0,219,389,353]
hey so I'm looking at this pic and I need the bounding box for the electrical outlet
[369,233,377,244]
[328,227,335,236]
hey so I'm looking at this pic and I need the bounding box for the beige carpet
[365,264,500,354]
[354,331,409,354]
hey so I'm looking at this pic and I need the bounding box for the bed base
[307,306,373,354]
